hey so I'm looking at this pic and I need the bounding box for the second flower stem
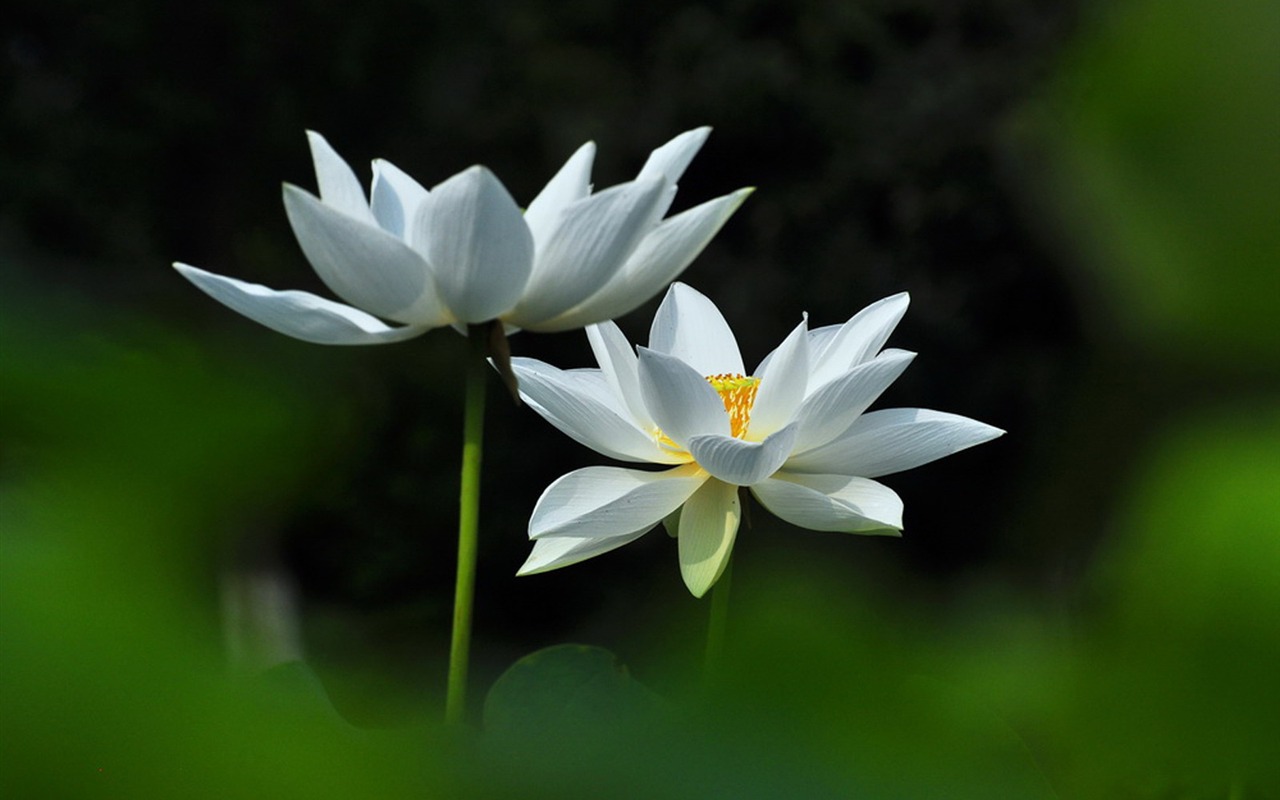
[703,552,734,688]
[445,327,489,726]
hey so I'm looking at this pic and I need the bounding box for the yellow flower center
[655,373,760,452]
[706,373,760,439]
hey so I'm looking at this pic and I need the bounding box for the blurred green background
[3,0,1277,796]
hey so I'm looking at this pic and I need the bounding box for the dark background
[3,0,1091,719]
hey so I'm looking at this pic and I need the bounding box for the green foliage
[1045,0,1280,366]
[483,644,664,736]
[0,289,441,797]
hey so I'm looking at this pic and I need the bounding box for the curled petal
[637,347,730,449]
[509,178,667,326]
[677,478,740,598]
[512,357,684,464]
[637,126,711,185]
[523,141,596,250]
[748,317,809,438]
[808,293,910,392]
[370,159,429,238]
[687,423,798,486]
[173,263,429,345]
[534,188,753,331]
[784,408,1005,477]
[586,321,652,428]
[751,472,904,533]
[648,282,744,376]
[635,126,711,220]
[529,464,707,539]
[305,131,376,225]
[790,350,916,454]
[282,184,448,326]
[412,166,534,323]
[517,528,650,576]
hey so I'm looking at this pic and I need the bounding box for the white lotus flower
[174,129,751,344]
[513,283,1004,597]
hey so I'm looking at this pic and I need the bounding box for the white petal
[748,317,809,437]
[648,283,744,376]
[637,347,730,448]
[790,350,916,454]
[757,321,840,376]
[517,528,650,576]
[530,188,753,331]
[282,184,449,326]
[808,293,910,392]
[173,263,430,345]
[304,131,376,225]
[636,127,712,222]
[411,166,534,323]
[523,141,596,250]
[508,178,667,326]
[687,423,798,486]
[806,324,843,363]
[529,464,707,539]
[678,477,740,598]
[370,159,429,238]
[586,321,652,428]
[637,127,711,184]
[751,472,904,533]
[784,408,1005,477]
[512,357,684,464]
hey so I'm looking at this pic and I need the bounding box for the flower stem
[703,552,733,689]
[445,327,489,725]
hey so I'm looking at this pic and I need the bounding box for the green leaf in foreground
[482,644,663,736]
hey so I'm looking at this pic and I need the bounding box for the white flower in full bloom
[513,283,1004,596]
[174,129,751,344]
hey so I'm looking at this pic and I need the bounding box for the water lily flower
[174,129,752,344]
[513,283,1004,596]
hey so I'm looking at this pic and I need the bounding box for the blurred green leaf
[1064,405,1280,793]
[483,644,663,736]
[1047,0,1280,365]
[0,289,442,798]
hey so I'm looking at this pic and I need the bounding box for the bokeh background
[3,0,1277,796]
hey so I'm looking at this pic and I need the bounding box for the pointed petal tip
[437,163,496,188]
[516,553,557,576]
[666,280,707,300]
[676,126,712,143]
[967,419,1007,440]
[280,181,313,203]
[722,186,755,212]
[173,261,213,281]
[680,558,726,598]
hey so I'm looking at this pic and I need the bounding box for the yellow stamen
[652,373,761,452]
[706,373,759,439]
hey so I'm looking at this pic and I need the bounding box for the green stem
[703,552,733,689]
[445,327,488,725]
